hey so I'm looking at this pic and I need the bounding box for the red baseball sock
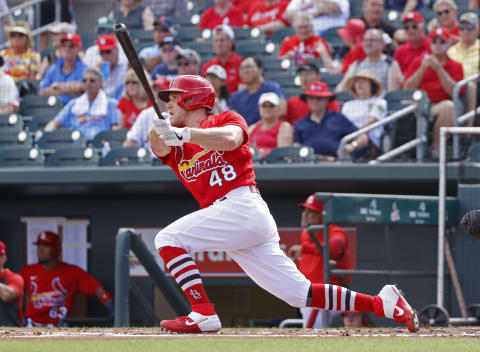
[309,283,379,315]
[159,246,215,315]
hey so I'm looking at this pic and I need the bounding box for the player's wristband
[99,291,113,305]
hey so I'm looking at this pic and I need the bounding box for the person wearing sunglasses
[433,0,459,41]
[404,27,464,159]
[39,33,86,104]
[176,48,201,76]
[45,67,120,141]
[96,34,128,100]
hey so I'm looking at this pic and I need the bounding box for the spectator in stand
[388,11,430,90]
[177,48,201,75]
[45,68,120,141]
[341,70,388,157]
[294,81,357,158]
[336,29,392,93]
[233,0,254,16]
[142,0,187,18]
[139,16,177,73]
[284,0,350,35]
[0,57,20,114]
[123,76,170,149]
[205,65,230,114]
[229,57,286,125]
[201,24,243,95]
[118,68,152,129]
[97,34,129,100]
[249,92,293,157]
[384,0,423,18]
[279,13,337,72]
[0,241,24,327]
[286,62,340,126]
[0,22,40,82]
[403,27,463,158]
[469,0,479,9]
[198,0,244,29]
[361,0,397,41]
[83,17,129,69]
[150,37,179,81]
[109,0,154,31]
[246,0,289,36]
[0,0,12,45]
[36,22,76,81]
[39,33,86,104]
[433,0,460,41]
[338,19,367,74]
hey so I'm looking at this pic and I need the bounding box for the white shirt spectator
[83,44,128,68]
[103,61,128,99]
[126,106,155,153]
[0,71,19,110]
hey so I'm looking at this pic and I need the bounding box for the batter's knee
[154,229,179,250]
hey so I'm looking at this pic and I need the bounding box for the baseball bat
[113,23,165,119]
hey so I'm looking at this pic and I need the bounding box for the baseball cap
[213,24,234,40]
[49,22,75,34]
[96,16,115,29]
[459,12,479,27]
[176,48,201,63]
[205,65,227,80]
[160,36,178,47]
[300,81,335,101]
[97,34,116,50]
[429,26,451,41]
[61,33,82,48]
[0,240,6,256]
[34,231,60,248]
[154,16,177,35]
[337,18,366,44]
[153,75,170,90]
[297,62,320,74]
[403,11,424,23]
[258,92,280,106]
[298,194,323,212]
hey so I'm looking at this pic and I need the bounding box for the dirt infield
[1,327,479,340]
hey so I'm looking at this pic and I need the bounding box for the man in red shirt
[286,62,340,125]
[289,194,351,328]
[20,231,114,327]
[278,12,337,72]
[246,0,289,36]
[338,18,367,74]
[198,0,244,29]
[148,74,419,333]
[403,27,463,156]
[0,241,24,326]
[201,24,243,95]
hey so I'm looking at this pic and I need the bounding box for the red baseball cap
[403,11,424,23]
[0,241,6,256]
[97,34,116,51]
[34,231,60,248]
[429,26,451,41]
[298,194,324,212]
[61,33,82,48]
[300,81,335,101]
[337,18,366,44]
[153,75,170,90]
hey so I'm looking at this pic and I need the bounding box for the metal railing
[453,73,480,160]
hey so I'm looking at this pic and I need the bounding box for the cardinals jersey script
[156,111,256,208]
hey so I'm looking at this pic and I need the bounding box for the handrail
[338,104,417,161]
[0,0,51,20]
[369,135,427,165]
[458,106,480,125]
[453,73,480,159]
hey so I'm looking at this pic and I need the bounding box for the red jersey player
[149,75,419,333]
[0,240,24,326]
[20,231,114,327]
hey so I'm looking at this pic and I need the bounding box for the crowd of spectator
[0,0,478,164]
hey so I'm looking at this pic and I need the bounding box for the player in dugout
[0,240,24,326]
[148,75,419,333]
[20,231,114,327]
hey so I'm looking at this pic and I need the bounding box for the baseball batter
[20,231,114,327]
[149,75,419,333]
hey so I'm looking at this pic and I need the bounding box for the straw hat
[8,21,33,48]
[345,70,383,97]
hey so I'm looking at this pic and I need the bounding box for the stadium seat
[283,86,303,99]
[264,71,297,88]
[91,129,128,149]
[0,130,32,150]
[17,79,40,97]
[350,0,364,18]
[269,27,295,44]
[249,146,263,163]
[233,27,263,41]
[322,27,344,58]
[45,147,99,167]
[0,147,44,167]
[262,57,285,72]
[80,31,97,49]
[101,146,152,166]
[37,129,87,151]
[184,40,212,57]
[176,27,205,43]
[264,146,316,164]
[236,40,267,57]
[321,73,344,92]
[335,91,355,107]
[20,95,64,131]
[130,29,154,46]
[41,45,56,60]
[0,114,24,131]
[466,143,480,162]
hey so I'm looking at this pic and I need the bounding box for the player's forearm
[0,283,18,303]
[189,126,244,151]
[149,126,171,157]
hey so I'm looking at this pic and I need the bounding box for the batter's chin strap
[306,285,312,307]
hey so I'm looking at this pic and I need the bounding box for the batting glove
[152,113,171,135]
[160,126,191,146]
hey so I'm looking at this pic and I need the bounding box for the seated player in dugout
[289,194,352,328]
[148,74,419,333]
[0,241,24,327]
[20,231,113,327]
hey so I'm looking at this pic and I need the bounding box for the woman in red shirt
[117,69,151,129]
[248,92,293,157]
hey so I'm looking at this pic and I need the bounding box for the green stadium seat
[335,91,355,107]
[466,143,480,162]
[184,40,213,57]
[283,86,303,99]
[264,71,297,88]
[0,130,32,150]
[0,113,24,131]
[37,129,87,151]
[17,79,40,97]
[45,147,100,167]
[236,40,267,57]
[80,31,97,49]
[177,27,205,43]
[20,95,64,131]
[321,73,344,91]
[264,146,316,164]
[269,27,295,44]
[0,147,44,167]
[101,146,152,166]
[322,27,344,58]
[91,129,128,149]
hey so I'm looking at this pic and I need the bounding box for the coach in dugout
[0,240,24,327]
[20,231,113,327]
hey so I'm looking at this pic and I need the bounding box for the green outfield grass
[1,338,480,352]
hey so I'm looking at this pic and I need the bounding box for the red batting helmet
[157,75,216,111]
[34,231,61,257]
